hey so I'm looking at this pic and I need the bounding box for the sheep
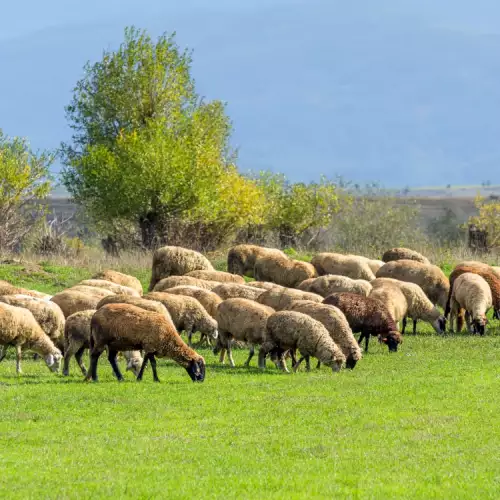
[162,286,222,318]
[364,259,386,274]
[144,292,218,346]
[371,278,446,334]
[382,247,430,265]
[69,286,115,299]
[376,260,449,310]
[0,283,50,299]
[286,300,362,369]
[227,244,286,277]
[153,276,220,292]
[0,295,65,351]
[92,270,143,295]
[369,280,409,326]
[259,311,345,373]
[449,273,493,335]
[96,295,170,317]
[63,309,144,377]
[213,298,274,367]
[445,264,500,320]
[51,290,103,318]
[0,302,62,374]
[311,253,376,281]
[323,292,402,352]
[148,246,214,291]
[247,281,284,291]
[88,304,205,383]
[79,279,140,297]
[254,254,317,288]
[257,288,322,311]
[185,270,245,284]
[493,266,500,279]
[298,275,372,297]
[212,283,265,301]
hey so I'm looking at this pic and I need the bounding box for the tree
[0,130,53,250]
[468,195,500,249]
[62,27,256,248]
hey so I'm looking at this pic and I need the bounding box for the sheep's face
[345,356,358,370]
[45,352,62,373]
[432,316,447,334]
[126,357,143,376]
[186,358,205,382]
[379,331,402,352]
[473,316,487,336]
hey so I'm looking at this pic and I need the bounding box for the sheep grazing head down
[473,315,488,336]
[432,316,447,334]
[44,351,62,373]
[126,357,142,376]
[345,356,358,370]
[186,357,206,382]
[378,331,402,352]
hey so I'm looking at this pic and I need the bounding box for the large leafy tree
[62,27,261,248]
[0,130,52,250]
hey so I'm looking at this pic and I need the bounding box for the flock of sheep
[0,244,499,383]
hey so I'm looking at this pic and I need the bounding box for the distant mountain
[1,0,500,187]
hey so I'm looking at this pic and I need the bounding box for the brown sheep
[51,290,103,318]
[257,288,322,311]
[254,254,317,288]
[92,270,143,295]
[212,283,265,301]
[148,246,214,291]
[185,270,245,284]
[227,244,286,277]
[96,295,170,317]
[79,279,140,297]
[382,248,430,265]
[311,253,376,281]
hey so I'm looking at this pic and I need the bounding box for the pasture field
[0,262,500,498]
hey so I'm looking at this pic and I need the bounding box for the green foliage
[426,208,465,246]
[0,130,53,250]
[469,194,500,248]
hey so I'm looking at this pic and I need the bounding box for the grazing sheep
[298,275,372,297]
[0,283,50,299]
[144,292,218,346]
[96,295,170,317]
[382,248,430,265]
[88,304,205,383]
[185,270,245,284]
[369,280,409,325]
[51,290,103,318]
[323,292,402,352]
[63,309,145,377]
[163,286,221,318]
[257,288,322,311]
[259,311,345,373]
[92,270,143,295]
[227,244,286,277]
[254,254,317,288]
[213,298,274,367]
[79,279,140,297]
[69,286,115,299]
[0,302,62,374]
[445,264,500,320]
[286,300,361,369]
[311,253,376,281]
[148,246,214,291]
[376,260,449,310]
[153,276,219,292]
[0,295,65,351]
[212,283,265,301]
[449,273,492,335]
[247,281,284,291]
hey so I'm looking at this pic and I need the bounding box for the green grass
[1,262,500,498]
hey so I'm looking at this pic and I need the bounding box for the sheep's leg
[244,345,255,367]
[402,317,407,334]
[305,356,311,372]
[465,311,474,334]
[15,346,22,374]
[316,360,321,370]
[226,339,236,368]
[149,354,160,382]
[108,349,123,381]
[0,345,7,362]
[137,355,149,381]
[364,334,370,353]
[293,356,305,372]
[288,349,298,366]
[219,348,226,364]
[63,344,76,377]
[87,349,103,382]
[279,352,290,373]
[74,346,87,377]
[413,319,418,335]
[258,342,274,369]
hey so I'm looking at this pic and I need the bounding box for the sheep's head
[378,331,402,352]
[321,350,344,373]
[45,351,62,373]
[432,315,447,334]
[126,355,143,377]
[186,357,205,382]
[473,316,488,336]
[345,356,358,370]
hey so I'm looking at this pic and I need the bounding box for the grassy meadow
[0,260,499,498]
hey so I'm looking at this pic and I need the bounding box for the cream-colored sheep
[492,266,500,279]
[259,311,345,373]
[450,273,492,335]
[382,248,430,265]
[79,279,140,297]
[298,275,372,297]
[185,270,245,284]
[257,288,322,311]
[92,270,143,295]
[88,304,206,382]
[0,302,62,374]
[369,280,409,325]
[162,286,221,318]
[96,295,170,317]
[214,298,274,367]
[148,246,214,291]
[254,254,317,288]
[376,260,449,309]
[286,300,361,369]
[247,281,284,291]
[0,282,50,299]
[311,253,376,281]
[51,290,103,318]
[227,244,286,277]
[153,276,220,292]
[69,285,115,299]
[212,283,265,301]
[0,295,65,351]
[144,292,218,346]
